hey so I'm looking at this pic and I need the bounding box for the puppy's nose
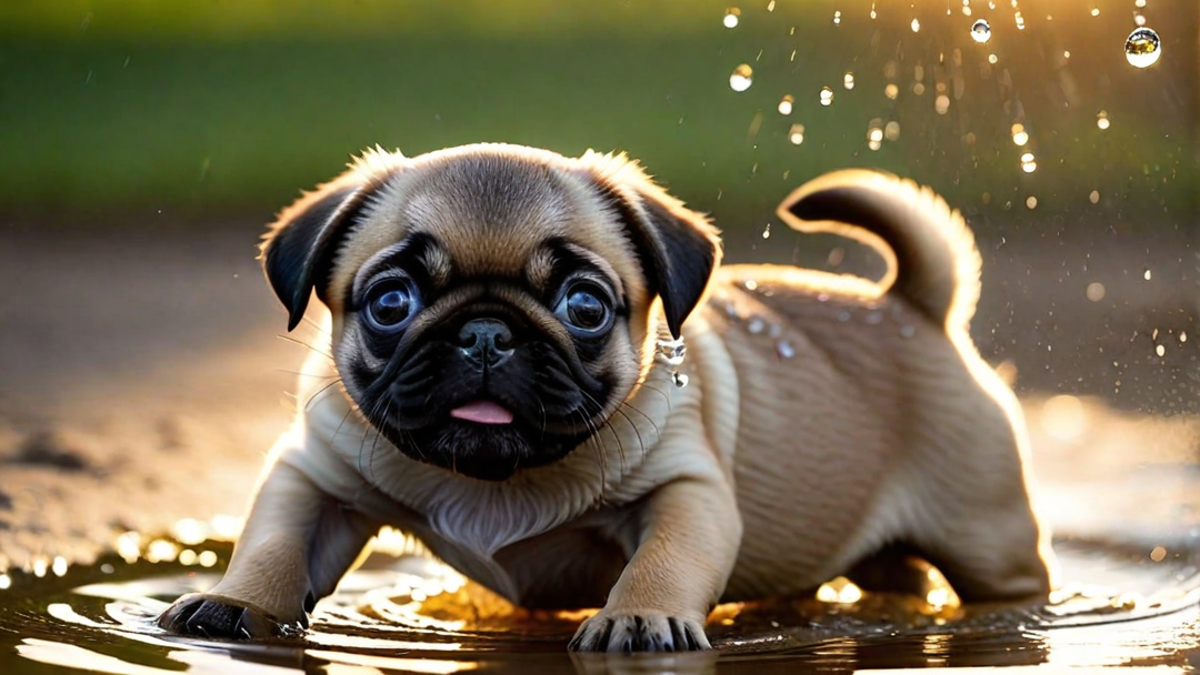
[457,318,515,369]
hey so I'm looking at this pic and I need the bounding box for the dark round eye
[365,279,421,331]
[555,283,613,336]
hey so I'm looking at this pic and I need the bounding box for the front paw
[157,593,306,639]
[568,610,710,652]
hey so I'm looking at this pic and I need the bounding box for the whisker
[275,333,334,361]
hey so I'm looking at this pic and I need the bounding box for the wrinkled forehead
[330,155,646,299]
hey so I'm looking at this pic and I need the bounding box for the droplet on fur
[776,341,795,358]
[748,317,765,334]
[672,372,690,388]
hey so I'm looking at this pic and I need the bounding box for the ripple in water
[2,535,1200,674]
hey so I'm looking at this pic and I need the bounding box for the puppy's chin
[380,419,588,481]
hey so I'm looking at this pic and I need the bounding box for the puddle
[2,536,1200,674]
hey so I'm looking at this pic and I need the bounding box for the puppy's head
[260,144,720,481]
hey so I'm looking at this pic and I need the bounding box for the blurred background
[0,0,1197,566]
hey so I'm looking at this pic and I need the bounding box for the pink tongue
[450,401,514,425]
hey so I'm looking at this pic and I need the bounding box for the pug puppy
[158,144,1054,651]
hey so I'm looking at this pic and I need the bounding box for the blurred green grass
[0,0,1194,233]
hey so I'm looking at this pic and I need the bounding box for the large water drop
[1124,27,1161,68]
[970,19,991,43]
[723,8,740,28]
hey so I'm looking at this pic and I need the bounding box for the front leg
[158,460,378,639]
[569,475,742,652]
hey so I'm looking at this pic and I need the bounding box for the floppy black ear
[259,175,374,331]
[622,195,723,338]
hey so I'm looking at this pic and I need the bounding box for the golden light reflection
[816,576,863,604]
[1041,394,1087,441]
[313,650,478,675]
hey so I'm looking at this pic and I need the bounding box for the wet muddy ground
[1,219,1198,672]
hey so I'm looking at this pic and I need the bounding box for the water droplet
[884,83,899,100]
[730,64,754,92]
[748,317,765,334]
[744,279,758,291]
[912,82,926,96]
[1125,27,1161,68]
[788,123,806,145]
[884,120,901,140]
[1181,331,1188,343]
[1135,0,1147,7]
[820,86,834,106]
[1011,123,1029,146]
[761,223,771,239]
[1096,110,1110,130]
[987,53,999,64]
[767,0,776,12]
[777,340,796,358]
[723,7,741,28]
[0,574,10,590]
[833,9,842,24]
[673,372,690,388]
[1086,282,1106,301]
[935,94,950,115]
[970,19,992,42]
[1089,190,1101,204]
[837,311,851,322]
[772,95,794,117]
[843,72,855,90]
[1025,195,1037,209]
[900,325,916,338]
[1020,152,1037,173]
[911,18,921,32]
[768,323,783,338]
[1144,269,1152,280]
[1090,8,1100,17]
[724,302,738,318]
[1014,11,1025,30]
[1156,344,1166,357]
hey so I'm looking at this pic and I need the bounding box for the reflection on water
[2,535,1200,674]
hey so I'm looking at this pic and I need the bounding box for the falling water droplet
[819,86,834,106]
[843,72,855,89]
[730,64,754,92]
[761,223,771,239]
[1096,110,1110,130]
[911,17,921,32]
[777,94,794,115]
[970,19,992,42]
[1125,27,1161,68]
[723,7,741,28]
[788,123,806,145]
[1144,269,1152,280]
[1156,344,1165,357]
[833,10,842,24]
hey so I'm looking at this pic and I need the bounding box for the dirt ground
[0,217,1197,572]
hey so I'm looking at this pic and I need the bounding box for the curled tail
[775,169,982,333]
